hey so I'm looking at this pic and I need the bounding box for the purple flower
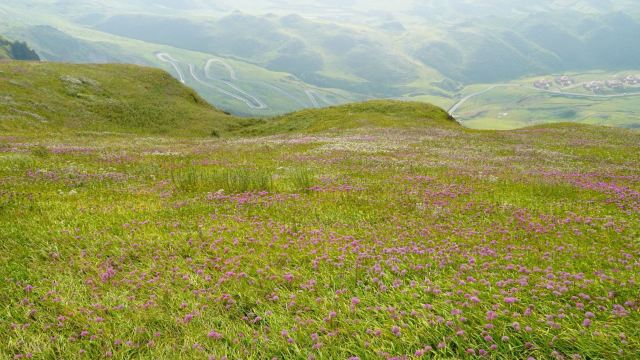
[100,267,116,282]
[183,314,194,323]
[207,330,222,340]
[391,326,401,336]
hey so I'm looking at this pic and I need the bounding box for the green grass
[0,61,639,359]
[238,100,458,135]
[0,61,247,136]
[171,167,275,193]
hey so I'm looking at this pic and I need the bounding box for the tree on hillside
[10,41,40,60]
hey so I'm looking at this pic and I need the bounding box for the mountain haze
[0,0,638,128]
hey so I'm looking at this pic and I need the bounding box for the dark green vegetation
[0,35,39,61]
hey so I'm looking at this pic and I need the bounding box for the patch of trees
[0,37,40,60]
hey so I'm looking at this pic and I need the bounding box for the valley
[450,72,640,129]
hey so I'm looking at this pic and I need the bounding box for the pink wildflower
[207,330,222,340]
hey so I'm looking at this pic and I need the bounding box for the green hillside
[0,61,461,137]
[0,61,246,136]
[0,56,639,359]
[1,95,639,360]
[239,100,458,136]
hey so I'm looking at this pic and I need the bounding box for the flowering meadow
[1,120,639,359]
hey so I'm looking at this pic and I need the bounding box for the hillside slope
[0,61,245,136]
[239,100,458,136]
[0,61,461,137]
[1,90,638,359]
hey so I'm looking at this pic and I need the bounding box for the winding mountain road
[156,52,186,84]
[188,64,267,110]
[305,89,335,108]
[205,58,236,81]
[156,51,341,111]
[449,83,640,117]
[155,52,267,110]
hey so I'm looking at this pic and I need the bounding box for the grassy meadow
[1,62,639,359]
[2,111,639,359]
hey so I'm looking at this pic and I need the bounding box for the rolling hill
[0,56,638,360]
[0,61,457,137]
[0,61,244,136]
[238,100,457,136]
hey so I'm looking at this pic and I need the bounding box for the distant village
[533,74,640,93]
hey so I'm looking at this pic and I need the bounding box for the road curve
[156,51,267,110]
[260,82,309,108]
[305,89,335,108]
[155,52,186,84]
[448,85,507,116]
[188,64,267,110]
[204,58,236,81]
[305,90,321,108]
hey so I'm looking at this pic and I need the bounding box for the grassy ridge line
[238,100,459,136]
[0,61,246,137]
[1,61,633,139]
[0,61,461,138]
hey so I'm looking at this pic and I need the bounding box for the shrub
[31,145,50,158]
[172,167,273,193]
